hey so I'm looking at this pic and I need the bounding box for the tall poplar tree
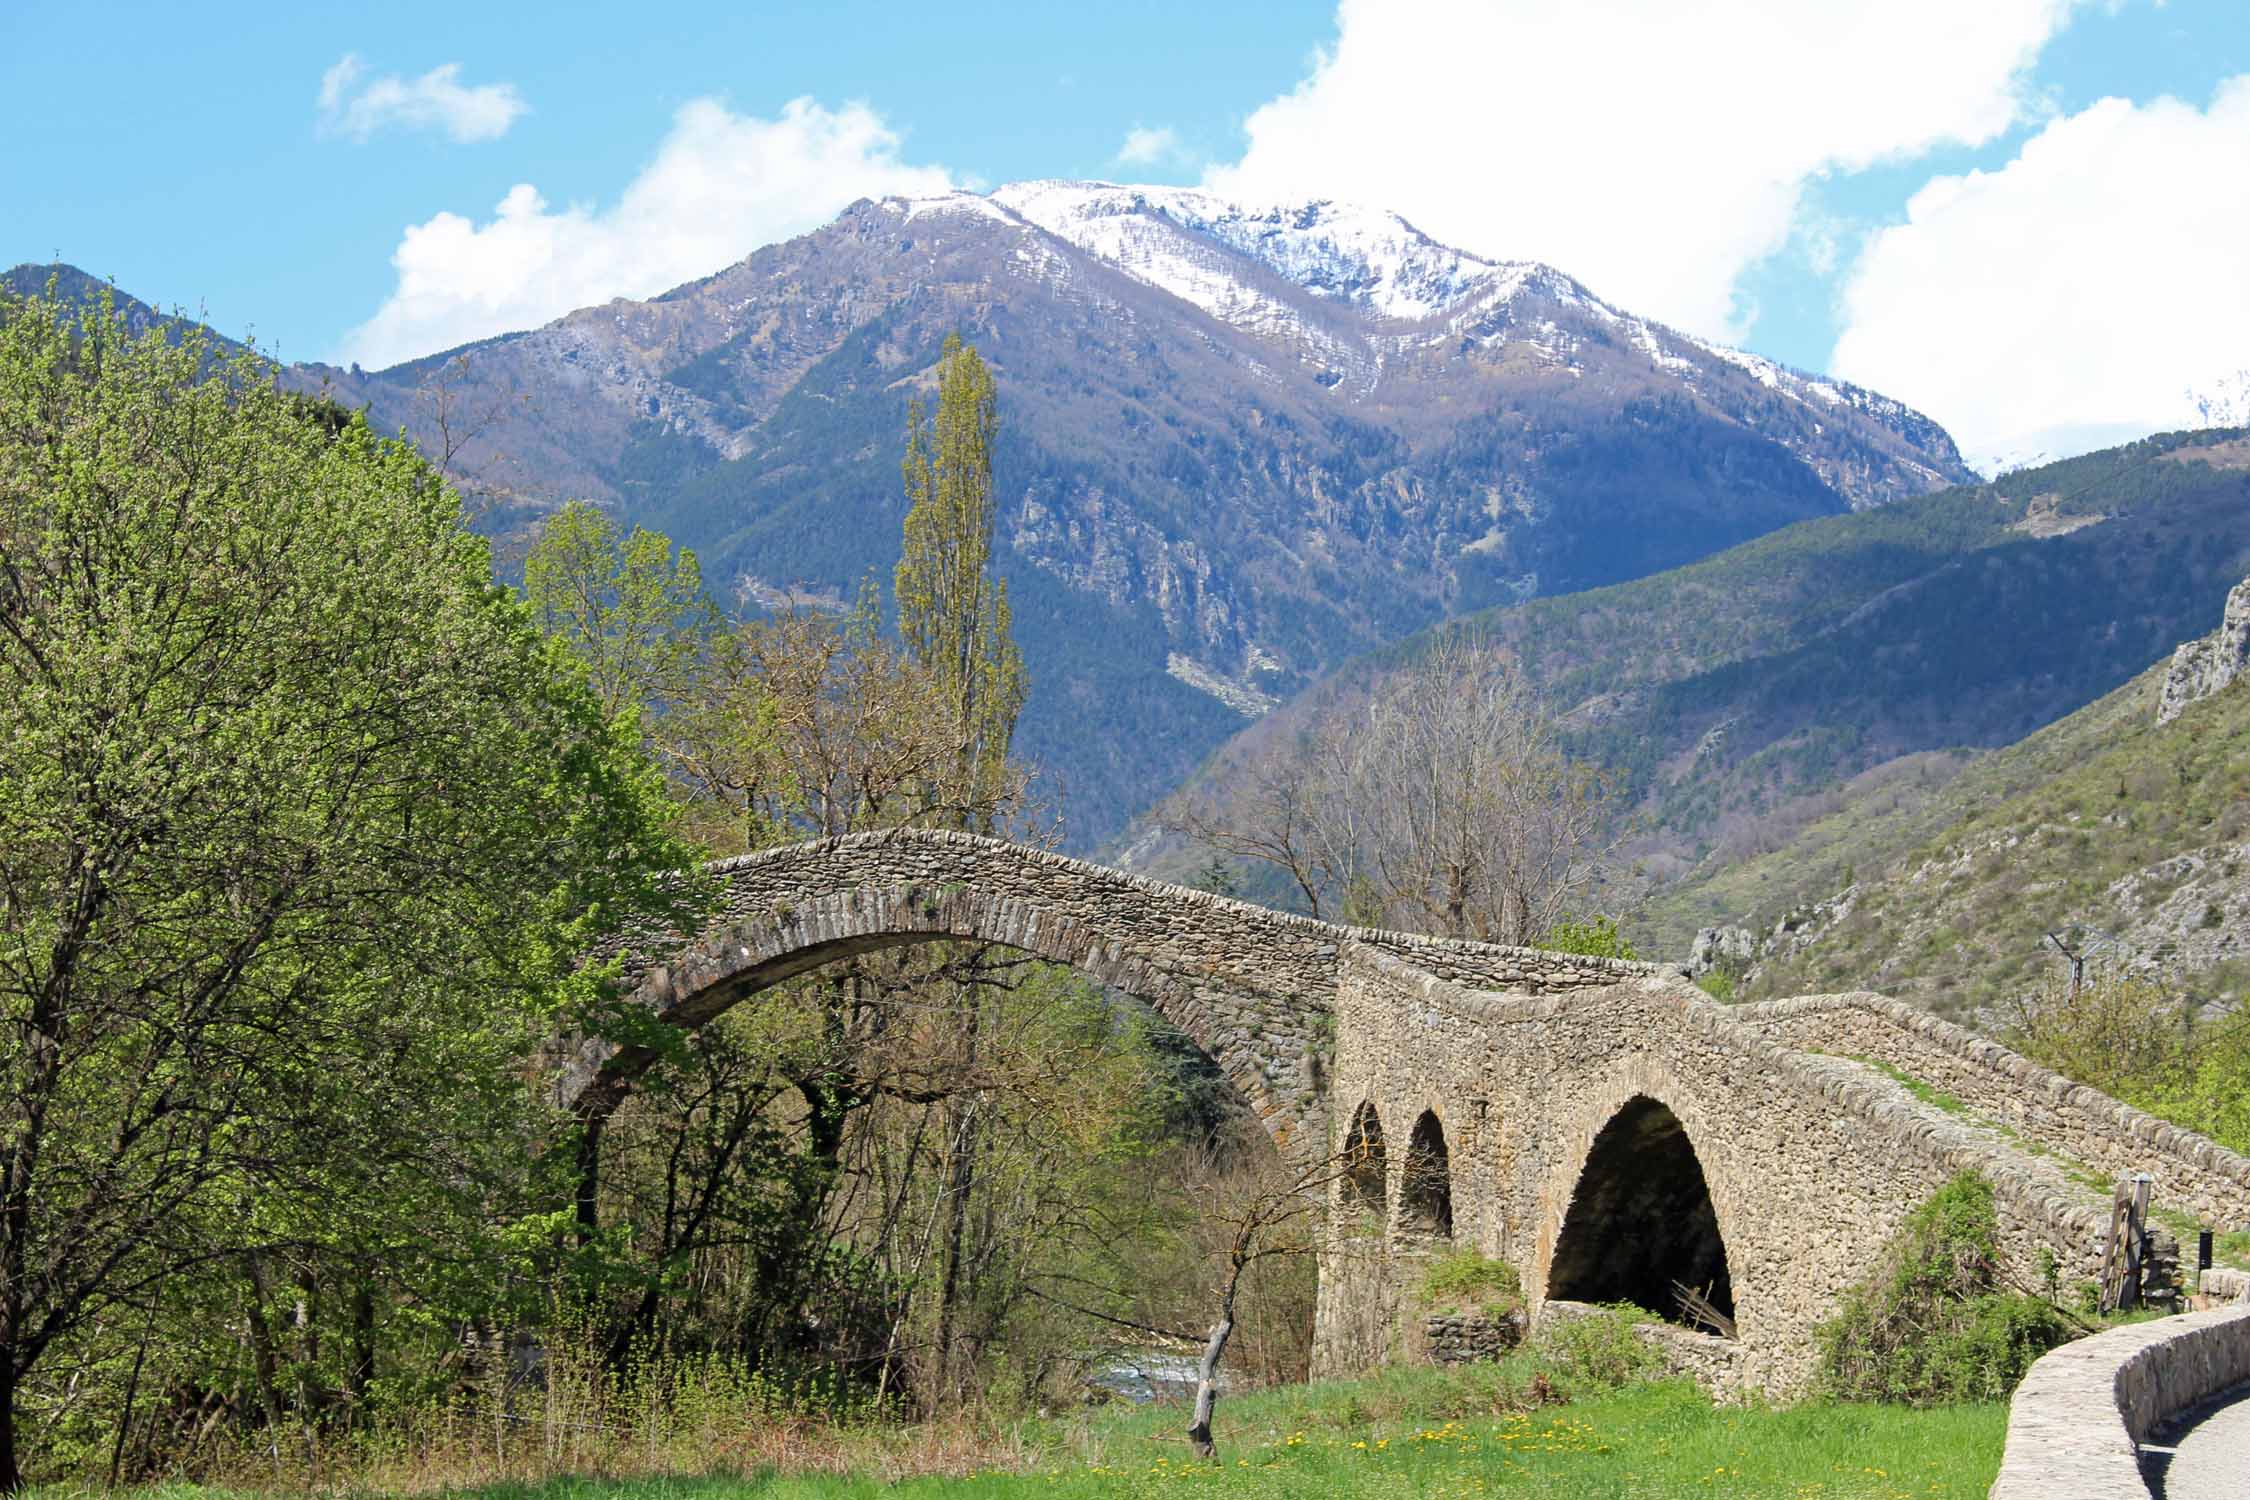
[894,334,1026,832]
[893,333,1028,1400]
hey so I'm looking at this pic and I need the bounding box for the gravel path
[2148,1379,2250,1499]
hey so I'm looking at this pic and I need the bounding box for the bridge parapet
[607,829,1668,996]
[1736,993,2250,1228]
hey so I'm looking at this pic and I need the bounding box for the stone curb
[1989,1304,2250,1499]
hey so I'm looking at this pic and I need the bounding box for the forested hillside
[1146,430,2250,952]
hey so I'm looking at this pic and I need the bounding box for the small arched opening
[1547,1095,1734,1333]
[1401,1109,1454,1239]
[1341,1101,1388,1220]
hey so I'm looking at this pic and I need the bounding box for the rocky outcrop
[1688,884,1861,983]
[2158,576,2250,724]
[1687,924,1756,978]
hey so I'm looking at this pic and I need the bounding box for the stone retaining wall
[1988,1304,2250,1499]
[1734,993,2250,1228]
[2199,1266,2250,1302]
[1421,1309,1524,1365]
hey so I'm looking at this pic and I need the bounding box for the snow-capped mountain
[986,180,1955,480]
[993,181,1494,323]
[230,180,1973,845]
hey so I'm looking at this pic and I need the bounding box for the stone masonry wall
[1319,949,2116,1394]
[1734,993,2250,1228]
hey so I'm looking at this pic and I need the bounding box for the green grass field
[89,1363,2007,1500]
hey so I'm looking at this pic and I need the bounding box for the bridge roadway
[2150,1380,2250,1499]
[561,829,2250,1397]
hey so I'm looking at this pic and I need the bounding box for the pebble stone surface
[2152,1380,2250,1500]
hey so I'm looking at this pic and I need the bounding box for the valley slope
[1717,648,2250,1020]
[1141,430,2250,972]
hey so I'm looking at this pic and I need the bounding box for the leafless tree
[1164,723,1360,920]
[1182,1142,1375,1459]
[1172,636,1612,944]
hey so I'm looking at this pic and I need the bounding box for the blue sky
[6,0,2248,469]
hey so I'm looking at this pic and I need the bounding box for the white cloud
[1116,125,1183,167]
[1208,0,2083,342]
[1832,77,2250,471]
[319,54,527,143]
[340,97,952,369]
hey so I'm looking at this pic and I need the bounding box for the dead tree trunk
[1186,1307,1235,1460]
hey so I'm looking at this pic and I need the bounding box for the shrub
[1543,915,1639,960]
[1418,1251,1523,1318]
[1533,1305,1665,1393]
[1817,1172,2073,1405]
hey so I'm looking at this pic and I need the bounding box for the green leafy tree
[895,334,1026,832]
[523,498,718,721]
[0,288,693,1490]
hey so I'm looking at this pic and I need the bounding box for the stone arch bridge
[560,829,2250,1393]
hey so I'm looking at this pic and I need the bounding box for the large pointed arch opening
[558,878,1322,1151]
[1547,1095,1734,1333]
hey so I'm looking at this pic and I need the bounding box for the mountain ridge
[6,183,1974,846]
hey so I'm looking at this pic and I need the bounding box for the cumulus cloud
[318,54,527,143]
[1208,0,2082,342]
[1832,77,2250,471]
[340,97,952,369]
[1116,125,1184,167]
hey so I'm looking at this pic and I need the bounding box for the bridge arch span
[560,829,1661,1145]
[559,878,1312,1143]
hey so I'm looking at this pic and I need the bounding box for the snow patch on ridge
[993,180,1510,326]
[893,192,1022,227]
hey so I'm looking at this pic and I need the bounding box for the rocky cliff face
[2158,576,2250,724]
